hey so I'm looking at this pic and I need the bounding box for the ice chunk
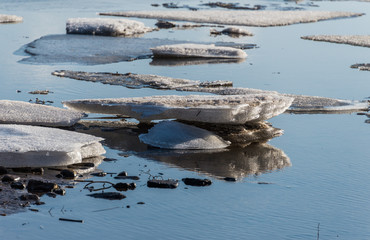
[137,143,291,180]
[301,35,370,48]
[351,63,370,71]
[0,100,85,127]
[100,10,363,27]
[66,18,152,36]
[151,44,247,59]
[139,121,230,149]
[52,70,232,89]
[0,14,23,23]
[210,27,253,37]
[0,124,105,168]
[63,94,294,124]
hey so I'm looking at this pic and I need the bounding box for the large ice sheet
[151,44,247,59]
[100,10,363,27]
[63,94,294,124]
[301,35,370,48]
[52,70,232,89]
[0,100,85,126]
[139,121,230,149]
[0,14,23,23]
[0,124,105,168]
[66,18,152,36]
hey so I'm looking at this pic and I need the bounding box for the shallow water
[0,0,370,239]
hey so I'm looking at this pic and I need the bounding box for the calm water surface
[0,0,369,239]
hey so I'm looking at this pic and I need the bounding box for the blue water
[0,0,370,239]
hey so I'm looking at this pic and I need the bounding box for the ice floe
[137,143,291,180]
[0,14,23,24]
[52,70,232,89]
[139,121,230,149]
[0,124,105,168]
[18,34,251,65]
[100,10,363,27]
[66,18,152,36]
[63,94,294,124]
[151,44,247,59]
[301,35,370,48]
[0,100,85,127]
[351,63,370,71]
[210,27,253,37]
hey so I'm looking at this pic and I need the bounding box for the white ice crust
[0,14,23,23]
[0,100,85,127]
[301,35,370,48]
[151,44,247,59]
[66,18,152,36]
[100,10,363,27]
[0,124,105,168]
[63,94,294,124]
[139,121,230,149]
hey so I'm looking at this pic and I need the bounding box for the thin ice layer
[0,124,105,168]
[63,94,294,124]
[151,44,247,59]
[66,18,152,36]
[52,70,232,89]
[100,10,363,27]
[0,14,23,23]
[139,121,230,149]
[0,100,85,126]
[301,35,370,48]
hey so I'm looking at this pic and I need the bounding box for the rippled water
[1,0,370,239]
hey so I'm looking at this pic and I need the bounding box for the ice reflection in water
[150,57,245,67]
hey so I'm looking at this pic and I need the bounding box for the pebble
[224,177,237,182]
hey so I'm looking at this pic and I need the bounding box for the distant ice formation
[0,124,105,168]
[0,100,85,127]
[139,121,230,149]
[66,18,152,36]
[0,14,23,23]
[151,44,247,59]
[351,63,370,71]
[100,10,363,27]
[301,35,370,48]
[63,94,294,124]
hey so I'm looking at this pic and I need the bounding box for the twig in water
[59,218,84,223]
[317,223,320,240]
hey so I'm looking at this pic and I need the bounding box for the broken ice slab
[351,63,370,71]
[139,121,231,149]
[301,35,370,48]
[210,27,253,37]
[63,94,294,124]
[0,100,85,127]
[52,70,232,90]
[150,57,245,66]
[17,34,251,65]
[66,18,152,36]
[151,44,247,59]
[0,14,23,24]
[0,124,105,168]
[137,143,291,180]
[99,10,363,27]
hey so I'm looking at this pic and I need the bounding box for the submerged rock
[0,124,105,168]
[139,121,231,149]
[0,14,23,23]
[0,100,85,127]
[66,18,152,36]
[63,94,293,124]
[301,35,370,48]
[147,179,179,188]
[87,192,126,200]
[100,10,363,27]
[151,44,247,59]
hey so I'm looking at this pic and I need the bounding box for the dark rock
[55,174,63,178]
[35,201,45,205]
[182,178,212,187]
[129,183,136,190]
[53,188,66,196]
[20,194,40,202]
[87,192,126,200]
[60,169,77,179]
[11,181,26,190]
[91,172,107,177]
[155,20,177,29]
[47,192,57,198]
[114,176,140,180]
[147,179,178,189]
[12,167,44,175]
[27,179,59,193]
[0,166,8,175]
[224,177,236,182]
[103,158,117,162]
[2,175,20,183]
[126,205,130,208]
[117,171,128,177]
[113,182,136,191]
[137,202,145,205]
